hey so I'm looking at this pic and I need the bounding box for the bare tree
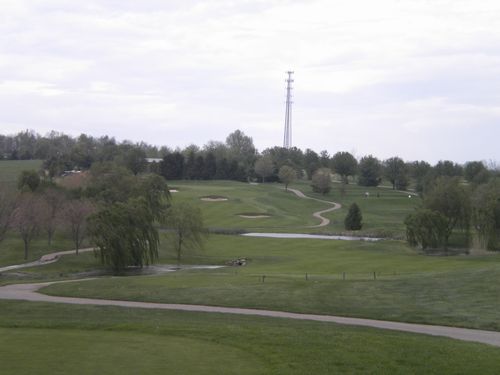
[40,188,66,247]
[0,187,16,242]
[11,193,42,260]
[63,199,95,254]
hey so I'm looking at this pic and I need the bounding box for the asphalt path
[1,280,500,348]
[286,188,341,227]
[0,248,94,273]
[2,187,499,348]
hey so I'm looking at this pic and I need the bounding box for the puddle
[241,233,381,241]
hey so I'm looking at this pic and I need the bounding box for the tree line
[1,129,497,190]
[2,128,499,256]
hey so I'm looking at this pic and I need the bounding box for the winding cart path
[1,280,500,348]
[286,188,341,227]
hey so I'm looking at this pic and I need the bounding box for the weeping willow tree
[88,197,159,272]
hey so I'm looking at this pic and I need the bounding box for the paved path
[286,188,341,227]
[0,248,94,273]
[1,280,500,348]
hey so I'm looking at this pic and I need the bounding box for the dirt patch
[200,195,228,202]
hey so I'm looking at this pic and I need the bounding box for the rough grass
[1,300,500,374]
[0,159,43,188]
[41,234,500,331]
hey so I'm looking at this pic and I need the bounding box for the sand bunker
[200,195,228,202]
[239,215,270,219]
[237,213,271,219]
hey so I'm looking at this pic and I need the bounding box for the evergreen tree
[344,203,363,230]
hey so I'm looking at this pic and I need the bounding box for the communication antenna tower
[283,71,294,149]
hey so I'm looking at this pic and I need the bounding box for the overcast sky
[1,0,499,164]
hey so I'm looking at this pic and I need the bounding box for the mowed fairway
[167,180,418,235]
[169,180,330,231]
[43,234,500,331]
[2,300,500,374]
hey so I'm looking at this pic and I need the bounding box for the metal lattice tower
[283,71,294,149]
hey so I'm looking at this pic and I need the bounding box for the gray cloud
[0,0,499,163]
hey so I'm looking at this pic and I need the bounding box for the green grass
[1,300,500,374]
[2,179,500,372]
[167,180,419,237]
[0,233,77,267]
[170,180,329,231]
[0,159,43,188]
[41,234,500,331]
[290,180,419,238]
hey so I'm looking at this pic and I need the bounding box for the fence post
[342,272,345,281]
[373,271,376,280]
[306,273,308,281]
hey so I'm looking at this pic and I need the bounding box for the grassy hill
[3,177,500,373]
[0,159,43,188]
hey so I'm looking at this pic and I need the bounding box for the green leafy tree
[357,155,381,187]
[311,168,332,195]
[278,165,296,190]
[303,148,320,180]
[85,162,136,204]
[344,203,363,230]
[226,129,256,177]
[160,152,185,180]
[464,161,490,185]
[120,147,147,176]
[204,152,217,179]
[405,208,448,250]
[17,170,41,192]
[384,157,409,190]
[434,160,463,177]
[471,179,500,250]
[424,177,470,248]
[254,155,274,182]
[88,198,159,272]
[193,155,205,180]
[163,202,206,263]
[319,150,330,168]
[409,160,432,193]
[136,174,171,221]
[184,149,197,180]
[331,152,357,184]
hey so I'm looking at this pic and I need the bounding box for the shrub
[345,203,363,230]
